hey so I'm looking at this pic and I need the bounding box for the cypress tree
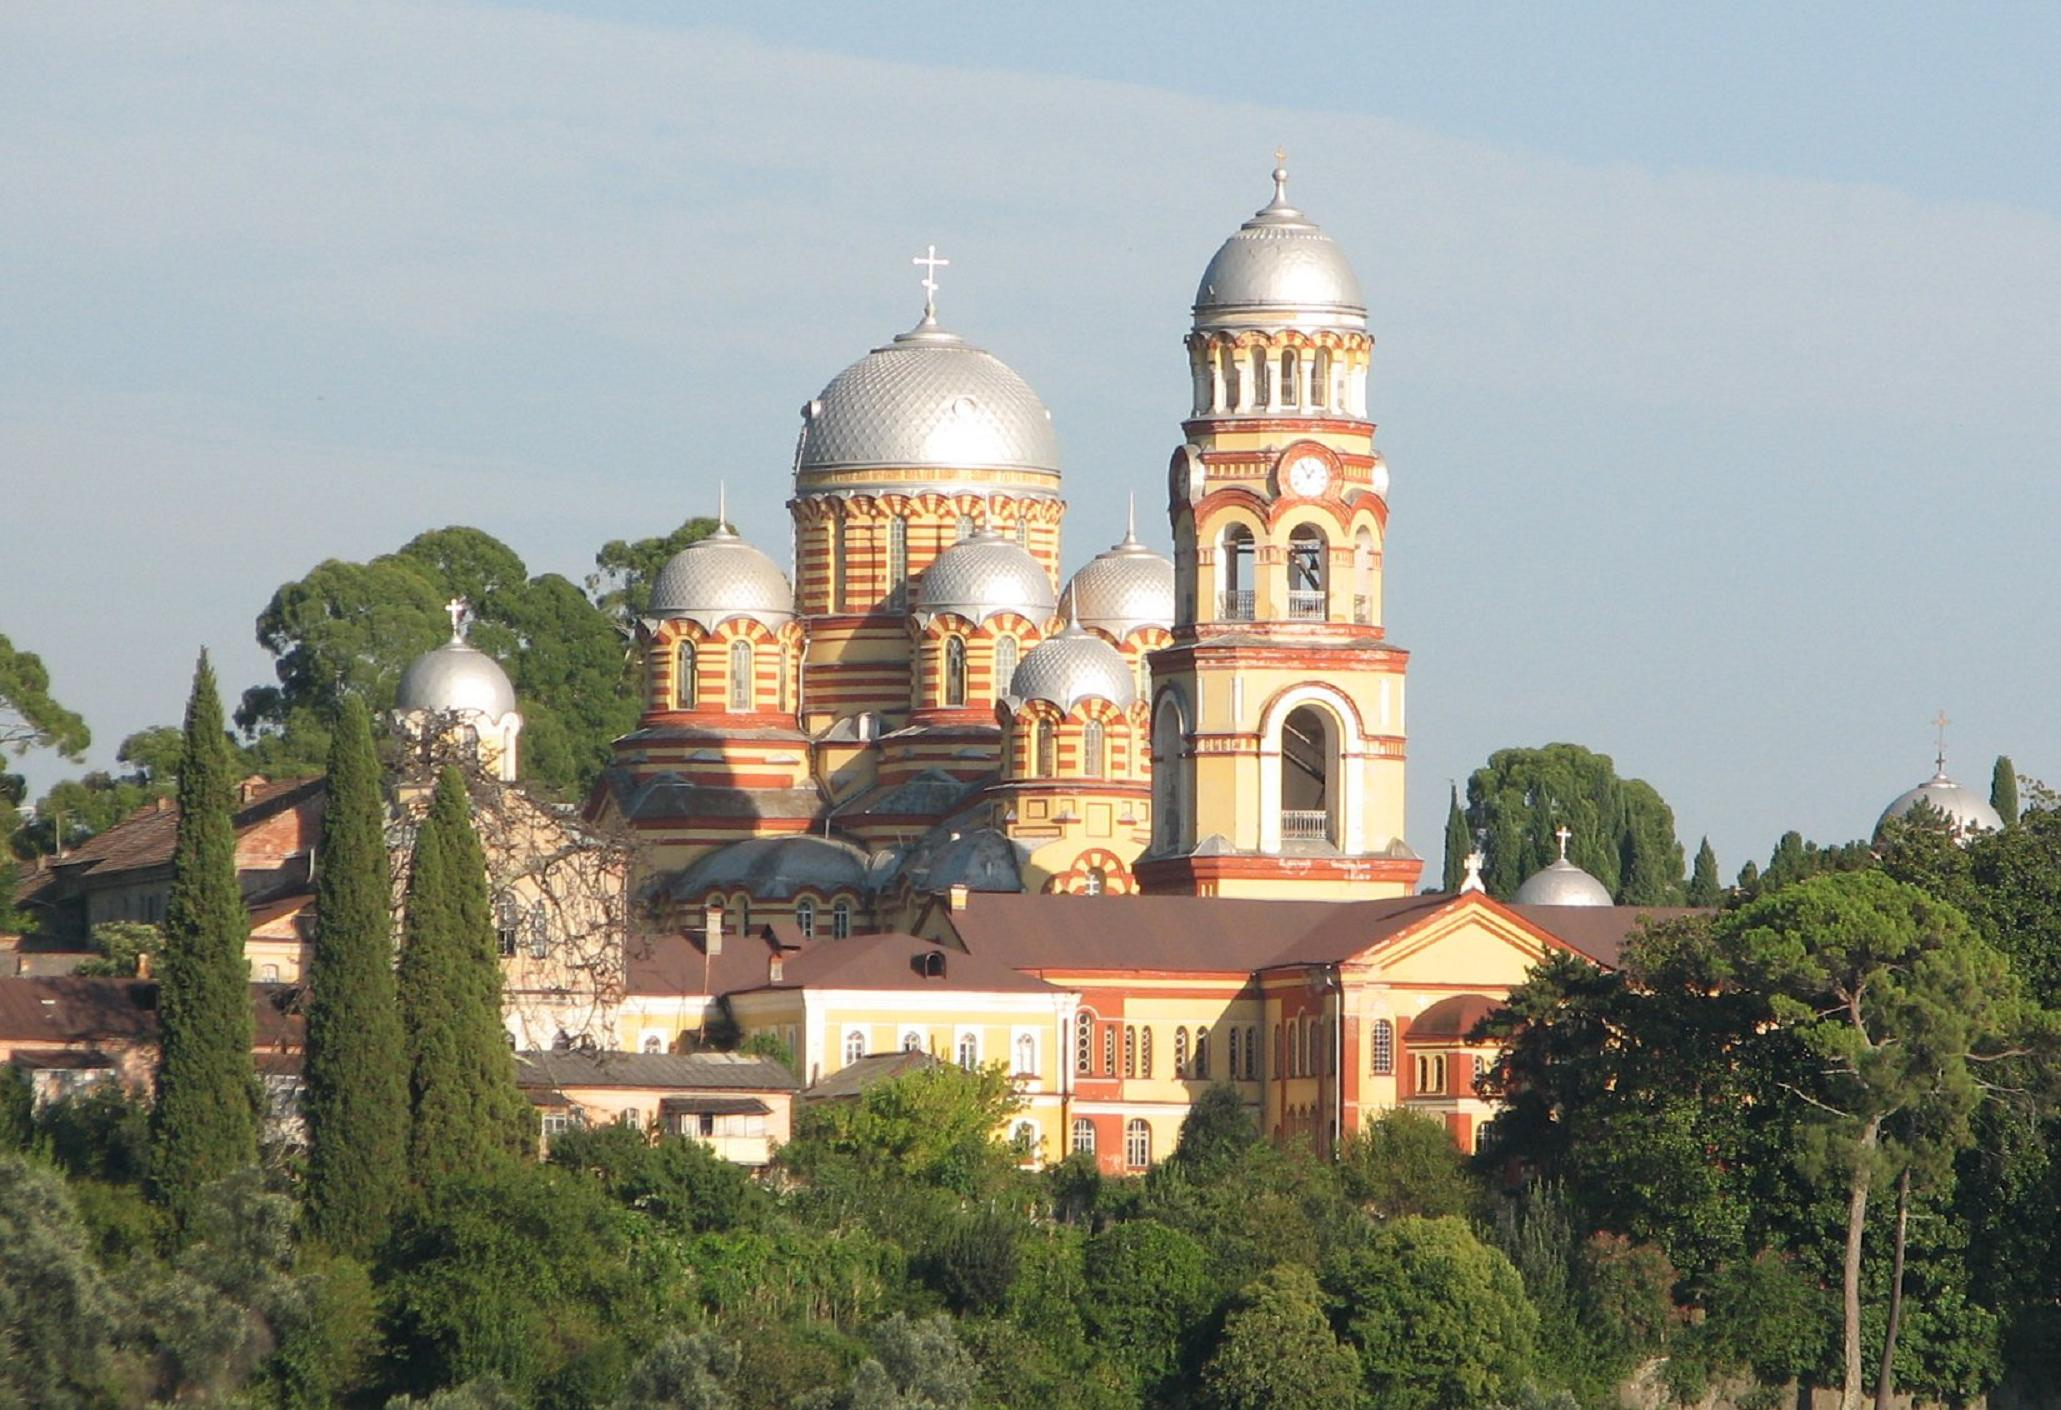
[1991,755,2019,825]
[1687,837,1721,906]
[1442,784,1471,892]
[398,767,531,1183]
[304,697,409,1254]
[149,651,259,1225]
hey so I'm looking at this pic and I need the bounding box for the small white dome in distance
[1877,766,2004,840]
[1512,827,1614,907]
[396,634,517,718]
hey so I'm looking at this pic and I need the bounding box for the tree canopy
[1459,742,1686,903]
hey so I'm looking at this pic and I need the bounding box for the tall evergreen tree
[1687,837,1721,906]
[304,697,409,1254]
[398,768,530,1182]
[148,651,259,1225]
[1443,784,1470,892]
[1992,755,2019,825]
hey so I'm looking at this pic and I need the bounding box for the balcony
[1218,589,1255,621]
[1280,810,1333,843]
[1287,590,1327,621]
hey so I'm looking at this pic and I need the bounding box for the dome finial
[1932,708,1951,776]
[445,596,470,643]
[1123,493,1137,545]
[717,479,729,533]
[1270,145,1289,207]
[1554,823,1572,862]
[912,242,950,325]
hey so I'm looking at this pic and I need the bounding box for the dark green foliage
[0,630,90,760]
[1668,1251,1827,1395]
[148,652,260,1226]
[782,1062,1023,1200]
[1993,756,2019,825]
[1965,803,2061,1004]
[385,1378,527,1410]
[0,1154,136,1408]
[399,768,532,1185]
[37,1081,152,1185]
[1323,1215,1538,1410]
[1443,782,1470,891]
[615,1330,741,1410]
[305,695,411,1256]
[547,1122,768,1235]
[1688,836,1721,906]
[738,1028,797,1074]
[73,921,153,977]
[0,1065,30,1151]
[928,1207,1021,1314]
[806,1314,978,1410]
[1199,1263,1360,1410]
[589,518,720,621]
[1462,742,1686,903]
[1169,1081,1257,1174]
[1339,1107,1478,1219]
[1080,1220,1214,1396]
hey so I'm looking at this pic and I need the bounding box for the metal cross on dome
[1554,824,1573,861]
[445,597,469,641]
[1933,708,1951,773]
[912,243,949,320]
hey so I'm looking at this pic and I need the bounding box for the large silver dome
[647,526,796,631]
[1513,858,1614,907]
[1059,519,1174,641]
[1877,768,2004,840]
[915,530,1056,627]
[1194,162,1365,330]
[795,320,1061,479]
[670,834,872,902]
[1008,623,1136,712]
[395,639,518,718]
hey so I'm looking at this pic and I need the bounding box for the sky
[5,1,2061,884]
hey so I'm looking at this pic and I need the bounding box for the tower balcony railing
[1286,590,1327,621]
[1218,589,1255,621]
[1280,810,1333,843]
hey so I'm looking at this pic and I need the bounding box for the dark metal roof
[658,1095,770,1116]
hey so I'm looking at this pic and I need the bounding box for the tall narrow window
[1220,344,1240,408]
[1280,350,1299,408]
[1125,1119,1151,1169]
[1194,1026,1210,1079]
[1250,347,1267,407]
[794,898,815,938]
[1081,719,1105,777]
[994,635,1018,696]
[1033,720,1056,778]
[1219,526,1256,620]
[674,642,696,710]
[1227,1026,1241,1080]
[832,516,848,612]
[957,1032,978,1070]
[944,636,967,707]
[1072,1117,1096,1156]
[1312,348,1331,409]
[1245,1026,1258,1080]
[831,899,852,939]
[1015,517,1029,549]
[728,639,752,711]
[1102,1023,1116,1076]
[887,516,909,608]
[1075,1010,1096,1075]
[777,644,789,712]
[1140,1026,1153,1078]
[1174,1026,1189,1077]
[843,1030,865,1066]
[1371,1019,1394,1075]
[1015,1032,1036,1074]
[1123,1025,1137,1078]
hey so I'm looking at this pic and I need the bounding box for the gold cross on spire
[912,243,950,321]
[1933,708,1951,774]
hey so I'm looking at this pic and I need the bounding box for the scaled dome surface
[795,320,1061,480]
[1512,857,1614,907]
[1008,624,1137,712]
[1877,768,2004,839]
[670,835,872,902]
[647,526,796,630]
[1059,524,1175,640]
[915,530,1057,626]
[1193,163,1366,330]
[395,638,517,718]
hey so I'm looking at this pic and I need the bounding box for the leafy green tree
[385,1379,526,1410]
[1723,870,2052,1410]
[0,1154,138,1408]
[1688,836,1722,906]
[148,652,260,1227]
[615,1330,741,1410]
[1965,804,2061,1005]
[1080,1220,1214,1396]
[1323,1214,1538,1410]
[1199,1263,1360,1410]
[547,1121,767,1235]
[1461,743,1685,903]
[1169,1081,1257,1174]
[304,697,410,1256]
[398,768,531,1183]
[588,517,719,620]
[1992,756,2019,825]
[1339,1107,1477,1219]
[0,1066,28,1152]
[1443,783,1470,892]
[0,630,89,760]
[73,920,154,977]
[929,1207,1021,1314]
[784,1061,1023,1197]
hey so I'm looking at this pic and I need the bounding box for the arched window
[494,893,521,958]
[1072,1117,1096,1156]
[1250,347,1267,408]
[1416,1053,1445,1094]
[1102,1023,1116,1076]
[1245,1026,1259,1080]
[1353,526,1376,625]
[832,899,852,938]
[1312,348,1331,409]
[1011,1120,1038,1161]
[1123,1025,1137,1078]
[1281,704,1334,845]
[1173,1026,1189,1077]
[1034,719,1057,778]
[994,635,1018,696]
[1371,1018,1394,1075]
[1139,1026,1153,1078]
[728,639,753,711]
[1273,1023,1284,1074]
[887,516,909,607]
[1015,517,1029,549]
[731,893,749,930]
[794,898,815,938]
[1219,525,1256,620]
[1473,1053,1488,1088]
[777,643,789,713]
[1287,525,1327,619]
[1227,1027,1241,1080]
[1280,349,1299,408]
[1220,343,1240,409]
[1082,719,1105,777]
[944,636,967,707]
[1125,1118,1151,1169]
[1075,1010,1096,1075]
[1083,867,1105,896]
[527,900,550,959]
[843,1029,865,1066]
[642,1033,662,1054]
[674,642,696,710]
[832,516,848,612]
[955,513,974,542]
[901,1029,923,1053]
[957,1032,979,1071]
[1194,1026,1210,1080]
[1152,697,1187,851]
[1015,1032,1036,1074]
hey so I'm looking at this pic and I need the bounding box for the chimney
[703,901,724,956]
[769,954,784,984]
[238,775,267,804]
[948,883,970,913]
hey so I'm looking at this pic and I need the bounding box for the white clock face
[1286,454,1331,497]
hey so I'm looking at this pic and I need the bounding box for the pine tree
[1442,784,1471,892]
[1687,837,1721,906]
[148,651,259,1225]
[303,697,409,1254]
[1992,755,2019,825]
[398,767,531,1183]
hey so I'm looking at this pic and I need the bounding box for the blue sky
[5,2,2059,882]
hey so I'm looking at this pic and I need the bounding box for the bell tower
[1136,158,1421,898]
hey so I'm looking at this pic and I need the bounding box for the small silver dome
[1194,162,1365,330]
[1059,517,1174,641]
[915,530,1056,627]
[1877,769,2004,840]
[1513,858,1614,907]
[395,639,518,718]
[796,319,1061,478]
[647,526,796,631]
[1008,622,1136,712]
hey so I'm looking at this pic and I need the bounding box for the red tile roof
[0,976,304,1050]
